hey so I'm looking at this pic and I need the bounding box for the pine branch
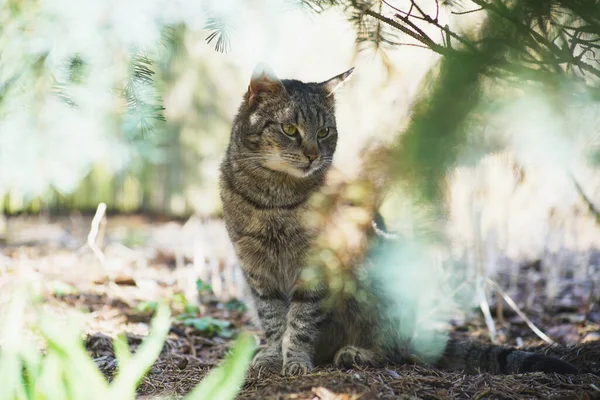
[471,0,600,78]
[360,7,446,53]
[204,17,231,53]
[122,52,166,138]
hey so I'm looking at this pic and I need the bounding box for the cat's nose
[303,146,319,162]
[303,151,318,163]
[305,153,318,162]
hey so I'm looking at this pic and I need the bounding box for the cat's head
[232,64,353,179]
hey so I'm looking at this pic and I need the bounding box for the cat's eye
[317,127,330,138]
[282,124,297,136]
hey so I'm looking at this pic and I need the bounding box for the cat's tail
[434,339,578,374]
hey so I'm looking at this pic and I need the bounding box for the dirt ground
[1,214,600,399]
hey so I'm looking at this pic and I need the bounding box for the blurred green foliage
[178,316,235,338]
[0,1,237,216]
[301,0,600,363]
[296,0,600,233]
[134,301,160,313]
[0,290,255,400]
[225,299,248,313]
[4,0,598,219]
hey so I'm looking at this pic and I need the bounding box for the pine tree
[302,0,600,217]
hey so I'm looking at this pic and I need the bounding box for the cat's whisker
[231,156,271,162]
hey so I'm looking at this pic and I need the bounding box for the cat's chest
[251,209,310,244]
[223,208,312,284]
[227,206,313,260]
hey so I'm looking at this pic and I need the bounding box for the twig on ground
[486,278,555,345]
[477,280,497,342]
[496,296,505,326]
[88,203,107,265]
[187,334,197,358]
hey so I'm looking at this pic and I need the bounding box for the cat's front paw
[282,359,313,376]
[250,348,283,374]
[334,345,381,368]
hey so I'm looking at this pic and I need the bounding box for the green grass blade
[185,332,255,400]
[113,333,131,365]
[107,303,171,398]
[0,288,29,400]
[38,314,109,400]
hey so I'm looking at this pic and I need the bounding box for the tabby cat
[219,64,578,376]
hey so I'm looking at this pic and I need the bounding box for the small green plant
[0,286,255,400]
[121,230,147,247]
[177,316,234,338]
[183,303,201,315]
[170,293,200,315]
[225,299,247,313]
[134,300,159,313]
[195,279,213,295]
[50,281,78,297]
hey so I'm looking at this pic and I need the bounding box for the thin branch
[486,279,555,345]
[381,0,404,15]
[563,30,600,45]
[361,8,445,54]
[443,24,451,48]
[478,280,497,342]
[403,4,480,53]
[387,41,432,49]
[395,13,442,48]
[355,0,595,85]
[452,7,483,15]
[472,0,600,78]
[410,0,434,23]
[377,0,478,53]
[383,0,427,21]
[88,202,107,265]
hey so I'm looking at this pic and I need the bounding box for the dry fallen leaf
[113,274,137,286]
[312,386,361,400]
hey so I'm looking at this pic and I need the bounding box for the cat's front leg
[281,286,328,376]
[248,285,288,373]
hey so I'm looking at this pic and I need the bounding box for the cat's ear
[248,63,286,105]
[320,67,354,96]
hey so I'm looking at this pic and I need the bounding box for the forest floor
[1,214,600,399]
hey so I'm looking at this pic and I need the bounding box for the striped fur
[219,65,577,376]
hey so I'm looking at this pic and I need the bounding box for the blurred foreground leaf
[185,332,255,400]
[0,288,253,399]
